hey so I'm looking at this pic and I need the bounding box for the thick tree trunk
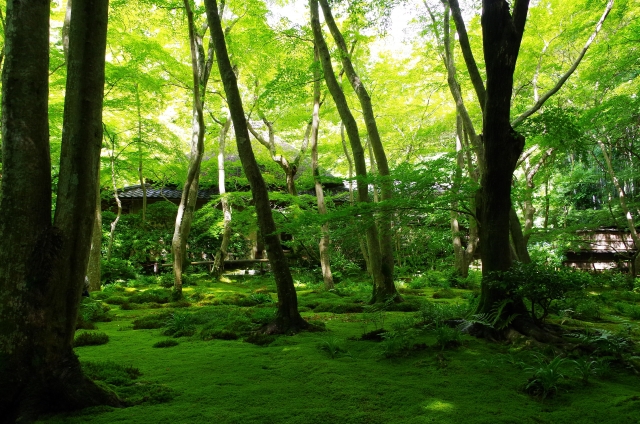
[509,205,531,263]
[319,0,395,289]
[311,47,334,289]
[213,114,233,277]
[476,0,529,320]
[0,1,118,420]
[311,0,399,303]
[205,0,307,332]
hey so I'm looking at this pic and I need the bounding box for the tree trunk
[341,122,371,274]
[0,0,118,420]
[107,132,122,261]
[135,83,147,224]
[172,0,210,297]
[319,0,395,288]
[509,205,531,263]
[311,0,399,303]
[476,0,529,320]
[311,47,334,290]
[213,113,233,277]
[205,0,307,332]
[87,180,102,291]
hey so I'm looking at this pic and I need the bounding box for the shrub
[380,329,417,358]
[488,262,587,323]
[434,324,463,350]
[79,298,111,320]
[163,312,196,337]
[74,331,109,347]
[101,258,137,284]
[153,339,179,348]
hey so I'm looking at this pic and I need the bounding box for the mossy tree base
[0,354,120,422]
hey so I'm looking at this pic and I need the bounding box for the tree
[0,0,119,419]
[172,0,214,297]
[205,0,308,333]
[310,0,400,303]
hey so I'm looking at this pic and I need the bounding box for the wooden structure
[564,228,638,271]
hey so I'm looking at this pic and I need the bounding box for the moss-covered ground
[40,271,640,423]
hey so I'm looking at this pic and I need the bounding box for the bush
[163,312,196,337]
[101,258,137,284]
[434,324,462,350]
[488,262,588,323]
[77,298,111,329]
[74,331,109,347]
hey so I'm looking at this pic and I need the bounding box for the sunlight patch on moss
[423,399,455,412]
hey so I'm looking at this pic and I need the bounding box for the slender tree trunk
[0,1,118,419]
[172,0,210,297]
[311,0,399,303]
[342,122,371,274]
[205,0,307,332]
[311,47,334,289]
[509,205,531,263]
[135,83,147,224]
[319,0,395,288]
[213,113,233,277]
[107,134,122,261]
[87,180,103,291]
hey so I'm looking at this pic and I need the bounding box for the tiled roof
[118,185,216,199]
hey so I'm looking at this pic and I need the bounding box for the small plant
[164,312,196,337]
[250,292,274,304]
[434,324,462,350]
[380,329,416,358]
[628,305,640,320]
[524,354,567,399]
[201,329,240,341]
[572,357,598,384]
[74,331,109,347]
[318,336,350,359]
[153,339,179,348]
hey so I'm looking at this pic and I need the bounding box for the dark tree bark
[205,0,307,332]
[476,0,529,318]
[0,0,118,420]
[310,0,400,303]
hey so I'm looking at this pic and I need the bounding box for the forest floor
[40,270,640,424]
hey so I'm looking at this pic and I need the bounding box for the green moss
[41,277,640,424]
[74,331,109,347]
